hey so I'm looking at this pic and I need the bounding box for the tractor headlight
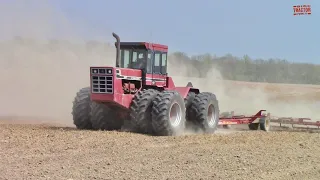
[92,69,98,73]
[107,69,112,74]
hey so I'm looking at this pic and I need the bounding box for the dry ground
[0,81,319,180]
[0,122,320,180]
[1,2,320,179]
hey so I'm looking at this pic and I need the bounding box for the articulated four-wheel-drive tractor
[71,32,220,136]
[71,32,270,136]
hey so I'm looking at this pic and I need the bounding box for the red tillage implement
[218,110,270,131]
[218,110,320,131]
[270,117,320,129]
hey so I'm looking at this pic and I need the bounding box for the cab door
[152,51,166,86]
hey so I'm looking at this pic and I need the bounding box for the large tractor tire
[90,102,123,130]
[129,89,159,134]
[188,92,220,133]
[72,87,93,130]
[185,92,195,121]
[185,92,196,130]
[151,91,186,136]
[185,92,196,109]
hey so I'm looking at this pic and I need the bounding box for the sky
[2,0,319,64]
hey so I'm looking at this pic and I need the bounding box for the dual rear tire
[131,90,220,136]
[187,92,220,133]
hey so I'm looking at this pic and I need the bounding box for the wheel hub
[169,102,182,127]
[265,117,270,130]
[207,104,217,127]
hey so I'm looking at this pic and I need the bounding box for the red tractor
[71,32,220,136]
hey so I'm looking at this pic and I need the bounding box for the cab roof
[117,42,168,52]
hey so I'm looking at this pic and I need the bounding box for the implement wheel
[260,116,271,132]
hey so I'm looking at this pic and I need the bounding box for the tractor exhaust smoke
[112,32,120,67]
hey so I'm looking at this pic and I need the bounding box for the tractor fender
[174,87,199,98]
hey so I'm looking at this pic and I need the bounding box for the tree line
[168,52,320,85]
[4,37,320,85]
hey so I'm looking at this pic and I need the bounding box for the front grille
[91,76,113,93]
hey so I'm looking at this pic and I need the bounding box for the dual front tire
[71,87,123,131]
[151,91,186,136]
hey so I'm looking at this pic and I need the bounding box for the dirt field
[0,79,319,180]
[0,123,319,180]
[1,2,320,179]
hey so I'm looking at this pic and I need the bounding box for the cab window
[132,51,138,63]
[120,49,130,68]
[161,53,167,74]
[154,52,161,74]
[120,49,147,69]
[147,51,153,73]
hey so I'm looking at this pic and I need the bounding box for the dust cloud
[169,59,320,120]
[0,1,319,127]
[0,0,115,126]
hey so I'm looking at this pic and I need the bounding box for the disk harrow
[218,110,271,132]
[218,110,320,132]
[270,116,320,130]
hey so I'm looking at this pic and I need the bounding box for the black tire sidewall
[72,87,92,129]
[129,89,159,134]
[249,123,259,130]
[90,102,121,130]
[185,92,196,123]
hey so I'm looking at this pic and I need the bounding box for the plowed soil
[1,4,320,179]
[1,122,320,180]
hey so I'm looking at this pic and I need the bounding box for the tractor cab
[117,42,168,75]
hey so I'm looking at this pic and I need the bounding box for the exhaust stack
[112,32,120,67]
